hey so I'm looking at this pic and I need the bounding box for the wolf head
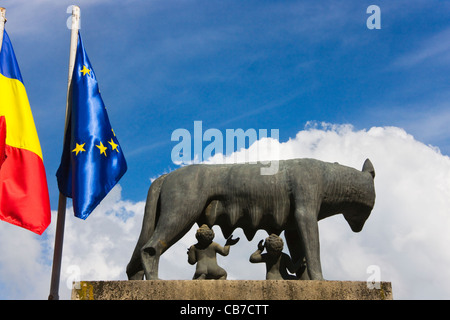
[342,159,376,233]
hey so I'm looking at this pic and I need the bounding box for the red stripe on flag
[0,145,51,235]
[0,116,5,169]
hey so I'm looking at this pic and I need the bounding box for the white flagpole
[48,5,80,301]
[0,7,6,48]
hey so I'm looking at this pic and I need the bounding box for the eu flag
[56,32,127,219]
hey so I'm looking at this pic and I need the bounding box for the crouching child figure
[250,234,305,280]
[187,224,239,280]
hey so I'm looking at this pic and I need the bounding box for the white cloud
[192,122,450,299]
[53,185,145,300]
[0,184,145,300]
[0,222,51,299]
[1,123,450,299]
[140,123,450,299]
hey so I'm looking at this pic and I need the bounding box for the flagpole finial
[71,5,80,16]
[70,5,80,30]
[0,7,6,50]
[0,7,6,24]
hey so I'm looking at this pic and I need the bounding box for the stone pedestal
[72,280,392,300]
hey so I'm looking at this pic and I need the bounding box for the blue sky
[2,0,447,206]
[1,0,450,299]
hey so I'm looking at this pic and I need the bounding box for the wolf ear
[362,159,375,179]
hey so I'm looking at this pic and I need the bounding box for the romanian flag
[0,30,51,235]
[0,116,6,169]
[56,32,127,219]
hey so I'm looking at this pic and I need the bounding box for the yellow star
[96,141,107,157]
[80,65,91,76]
[108,138,119,152]
[72,142,86,156]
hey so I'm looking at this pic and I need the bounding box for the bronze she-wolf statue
[127,158,376,280]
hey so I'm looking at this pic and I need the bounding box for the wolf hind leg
[141,218,197,280]
[284,229,307,279]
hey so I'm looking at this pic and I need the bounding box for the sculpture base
[72,280,392,300]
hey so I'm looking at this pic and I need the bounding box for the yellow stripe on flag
[0,72,43,160]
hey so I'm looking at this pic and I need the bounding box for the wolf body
[127,158,376,280]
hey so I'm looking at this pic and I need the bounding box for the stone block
[72,280,393,300]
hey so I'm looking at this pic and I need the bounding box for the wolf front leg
[294,206,324,280]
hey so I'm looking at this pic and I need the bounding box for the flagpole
[48,5,80,301]
[0,7,6,48]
